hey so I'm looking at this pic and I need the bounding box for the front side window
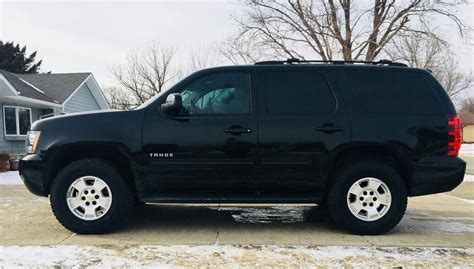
[3,106,31,136]
[178,71,250,116]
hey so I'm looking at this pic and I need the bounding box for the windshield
[135,85,172,110]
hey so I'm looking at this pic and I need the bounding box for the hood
[30,108,145,153]
[31,109,127,131]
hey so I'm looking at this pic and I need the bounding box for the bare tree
[220,36,268,65]
[103,87,135,110]
[441,62,472,103]
[459,98,474,114]
[186,45,223,74]
[191,47,220,71]
[224,0,469,63]
[111,43,179,105]
[386,33,472,102]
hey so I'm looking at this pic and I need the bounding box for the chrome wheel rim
[346,177,392,221]
[66,176,112,221]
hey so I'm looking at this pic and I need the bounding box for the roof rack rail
[255,58,407,67]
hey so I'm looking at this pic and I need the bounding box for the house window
[3,106,32,136]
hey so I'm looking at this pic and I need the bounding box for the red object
[447,114,461,156]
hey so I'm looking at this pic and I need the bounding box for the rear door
[257,66,350,199]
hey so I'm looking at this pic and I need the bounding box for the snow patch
[460,144,474,155]
[213,206,310,224]
[212,206,474,234]
[443,194,474,204]
[0,171,22,185]
[463,174,474,182]
[395,210,474,234]
[0,245,472,268]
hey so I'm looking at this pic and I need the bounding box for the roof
[460,113,474,125]
[0,70,57,103]
[255,58,408,67]
[17,72,91,103]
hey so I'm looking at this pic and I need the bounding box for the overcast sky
[1,0,473,91]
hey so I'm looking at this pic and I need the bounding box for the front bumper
[410,156,466,196]
[19,154,49,197]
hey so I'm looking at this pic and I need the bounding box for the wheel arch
[44,142,137,196]
[328,143,414,195]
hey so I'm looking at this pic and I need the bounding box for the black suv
[19,59,465,235]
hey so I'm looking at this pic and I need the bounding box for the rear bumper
[410,156,466,196]
[19,154,49,197]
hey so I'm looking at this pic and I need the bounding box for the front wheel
[327,161,407,235]
[50,159,130,234]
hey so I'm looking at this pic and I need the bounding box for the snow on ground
[460,144,474,155]
[0,245,472,268]
[395,209,474,234]
[446,194,474,205]
[0,171,21,185]
[213,206,310,224]
[463,174,474,182]
[210,206,474,233]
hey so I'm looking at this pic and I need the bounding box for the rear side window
[347,70,442,114]
[263,70,336,115]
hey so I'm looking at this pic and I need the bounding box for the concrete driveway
[0,184,473,247]
[0,182,473,267]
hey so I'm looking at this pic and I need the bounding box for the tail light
[447,114,461,156]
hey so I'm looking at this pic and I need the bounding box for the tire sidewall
[328,162,407,235]
[50,159,128,234]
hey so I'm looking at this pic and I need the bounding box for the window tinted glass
[179,72,250,115]
[18,108,31,135]
[4,107,16,135]
[347,70,441,114]
[263,70,336,115]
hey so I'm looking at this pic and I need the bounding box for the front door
[257,67,350,200]
[141,70,257,199]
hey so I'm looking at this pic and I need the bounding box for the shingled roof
[0,70,92,104]
[0,70,57,103]
[17,72,91,103]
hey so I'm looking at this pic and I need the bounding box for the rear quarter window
[346,69,443,114]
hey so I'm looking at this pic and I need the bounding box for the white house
[0,70,110,156]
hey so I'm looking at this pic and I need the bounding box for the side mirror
[161,93,184,117]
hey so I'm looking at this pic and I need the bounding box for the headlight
[26,131,41,154]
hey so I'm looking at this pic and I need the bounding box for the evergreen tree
[0,41,42,73]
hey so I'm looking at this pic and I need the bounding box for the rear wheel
[50,159,130,234]
[327,161,407,235]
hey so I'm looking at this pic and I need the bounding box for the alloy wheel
[66,176,113,221]
[346,177,392,221]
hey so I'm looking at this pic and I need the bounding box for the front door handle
[224,126,252,135]
[316,125,344,134]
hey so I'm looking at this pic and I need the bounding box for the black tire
[50,158,130,234]
[327,161,407,235]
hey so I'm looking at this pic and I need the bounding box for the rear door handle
[316,126,344,133]
[224,126,252,135]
